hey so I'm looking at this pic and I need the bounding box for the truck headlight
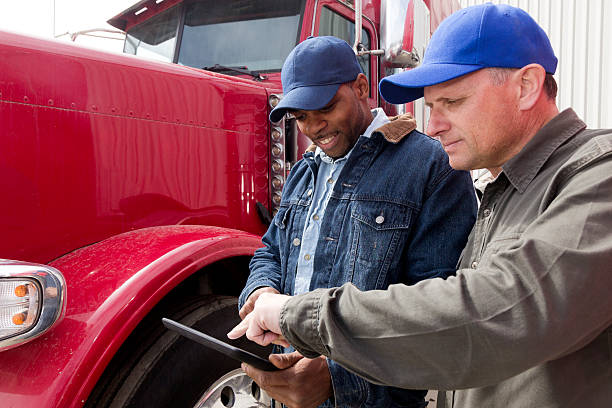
[1,279,41,337]
[0,260,66,351]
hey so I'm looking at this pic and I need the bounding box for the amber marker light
[14,285,27,297]
[12,313,27,325]
[1,280,39,339]
[1,263,66,351]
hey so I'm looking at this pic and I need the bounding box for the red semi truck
[0,1,457,406]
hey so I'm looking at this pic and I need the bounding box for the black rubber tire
[85,295,270,408]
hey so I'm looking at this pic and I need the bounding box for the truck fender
[0,225,261,408]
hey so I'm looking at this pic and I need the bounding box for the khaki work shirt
[280,109,612,407]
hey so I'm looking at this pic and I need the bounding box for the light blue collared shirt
[293,108,389,295]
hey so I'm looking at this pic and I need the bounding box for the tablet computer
[162,318,279,371]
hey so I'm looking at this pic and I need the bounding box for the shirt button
[293,238,301,246]
[471,261,478,268]
[483,208,491,217]
[375,215,385,224]
[307,189,313,196]
[327,178,334,184]
[304,254,311,261]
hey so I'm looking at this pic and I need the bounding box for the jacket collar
[304,113,417,154]
[372,113,418,143]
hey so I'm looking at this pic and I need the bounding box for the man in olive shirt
[229,4,612,407]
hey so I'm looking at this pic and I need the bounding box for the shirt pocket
[478,232,522,269]
[349,200,414,290]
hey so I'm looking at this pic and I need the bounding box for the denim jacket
[240,115,477,407]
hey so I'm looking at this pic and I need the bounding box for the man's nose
[426,109,449,138]
[303,115,327,137]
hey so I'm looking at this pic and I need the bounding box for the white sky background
[0,0,138,53]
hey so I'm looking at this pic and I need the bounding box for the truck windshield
[124,6,180,63]
[124,0,304,71]
[179,0,304,72]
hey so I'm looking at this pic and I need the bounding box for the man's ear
[352,73,370,100]
[516,64,546,111]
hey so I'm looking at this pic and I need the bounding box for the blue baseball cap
[379,3,558,104]
[269,36,362,123]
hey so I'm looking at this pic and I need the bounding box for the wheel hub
[194,369,272,408]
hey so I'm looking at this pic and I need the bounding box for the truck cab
[110,0,405,110]
[0,1,453,407]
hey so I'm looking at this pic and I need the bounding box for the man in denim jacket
[237,36,477,408]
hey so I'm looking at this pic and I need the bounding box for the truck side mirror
[381,0,430,68]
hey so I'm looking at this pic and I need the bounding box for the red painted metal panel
[0,225,261,408]
[0,31,278,263]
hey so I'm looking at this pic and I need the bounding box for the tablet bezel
[162,318,278,371]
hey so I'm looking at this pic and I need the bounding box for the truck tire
[86,295,273,408]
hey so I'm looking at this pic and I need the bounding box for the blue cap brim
[269,83,341,123]
[379,63,484,104]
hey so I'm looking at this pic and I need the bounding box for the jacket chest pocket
[273,202,309,292]
[349,201,413,290]
[274,198,310,231]
[274,204,297,258]
[274,204,292,230]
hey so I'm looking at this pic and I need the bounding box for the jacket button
[307,189,313,196]
[304,254,311,261]
[375,215,385,224]
[293,238,301,246]
[327,178,334,184]
[483,208,491,217]
[313,214,319,221]
[471,261,478,268]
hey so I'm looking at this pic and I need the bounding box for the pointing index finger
[227,314,250,340]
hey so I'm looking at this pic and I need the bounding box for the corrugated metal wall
[458,0,611,129]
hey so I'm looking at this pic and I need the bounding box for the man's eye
[446,98,462,106]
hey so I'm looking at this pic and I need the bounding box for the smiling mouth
[316,132,338,147]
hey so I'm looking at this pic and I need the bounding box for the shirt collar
[502,108,586,193]
[315,108,389,163]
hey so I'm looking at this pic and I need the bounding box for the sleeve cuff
[280,289,329,358]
